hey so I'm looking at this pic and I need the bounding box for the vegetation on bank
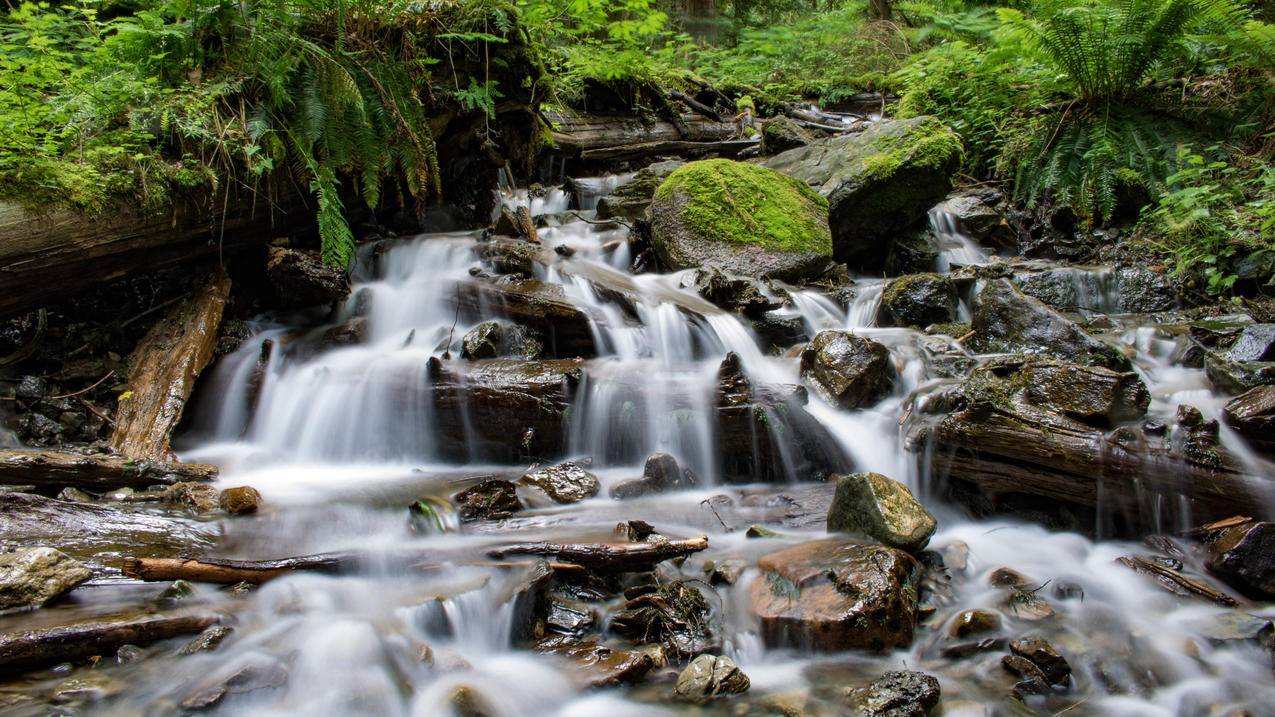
[1,0,1271,295]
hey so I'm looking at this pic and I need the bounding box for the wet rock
[57,487,93,502]
[970,279,1127,370]
[826,472,937,552]
[1187,611,1274,647]
[948,609,1001,639]
[1205,352,1275,393]
[450,281,596,358]
[534,636,655,688]
[1116,267,1178,312]
[158,580,196,604]
[762,117,962,273]
[318,317,367,347]
[453,479,521,522]
[610,452,696,499]
[1008,636,1070,686]
[844,670,941,717]
[877,274,957,328]
[51,674,124,704]
[219,486,262,515]
[1226,324,1275,362]
[476,238,543,277]
[15,375,47,401]
[674,654,751,702]
[885,229,942,275]
[0,547,91,611]
[650,159,834,282]
[165,481,220,513]
[1020,361,1150,426]
[545,596,595,637]
[504,560,554,645]
[179,625,234,655]
[1001,655,1051,696]
[116,644,145,663]
[1205,522,1275,600]
[799,330,895,409]
[596,160,684,224]
[761,116,815,155]
[745,524,781,539]
[609,580,716,658]
[1000,589,1056,622]
[932,189,1013,247]
[709,558,747,586]
[751,312,809,353]
[750,539,920,652]
[462,321,506,360]
[1222,386,1275,455]
[180,656,289,710]
[265,247,350,309]
[449,685,495,717]
[988,567,1031,588]
[941,636,1006,659]
[520,461,599,504]
[688,266,779,317]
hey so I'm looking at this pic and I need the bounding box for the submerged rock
[0,547,91,611]
[750,539,919,652]
[844,670,941,717]
[877,273,957,328]
[674,654,751,702]
[800,330,895,409]
[1206,522,1275,600]
[519,461,600,504]
[826,472,937,552]
[649,159,834,281]
[970,279,1127,370]
[610,452,696,499]
[453,479,521,522]
[762,117,961,272]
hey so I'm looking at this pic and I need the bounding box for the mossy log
[111,272,231,462]
[0,613,219,675]
[0,448,216,492]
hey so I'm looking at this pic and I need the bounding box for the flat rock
[0,547,91,611]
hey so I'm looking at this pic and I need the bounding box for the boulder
[596,160,684,223]
[1205,522,1275,600]
[762,117,961,272]
[649,159,834,282]
[970,279,1127,370]
[452,479,521,522]
[265,247,350,308]
[1019,361,1150,426]
[844,670,941,717]
[674,654,751,702]
[0,547,92,611]
[760,116,814,155]
[750,539,919,652]
[877,274,957,328]
[610,452,696,499]
[799,330,895,409]
[519,461,600,504]
[931,189,1013,247]
[826,472,937,552]
[1222,385,1275,455]
[219,486,262,515]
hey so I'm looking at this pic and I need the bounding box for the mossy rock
[649,159,833,282]
[760,116,814,155]
[762,117,962,273]
[877,273,957,328]
[827,472,937,553]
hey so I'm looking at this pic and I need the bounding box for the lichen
[654,159,831,255]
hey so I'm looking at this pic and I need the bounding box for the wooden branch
[515,206,540,244]
[669,89,723,123]
[579,139,758,163]
[111,272,231,462]
[0,448,217,491]
[487,535,709,572]
[122,554,357,584]
[1117,556,1238,606]
[0,613,219,675]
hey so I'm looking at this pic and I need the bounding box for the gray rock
[674,654,750,702]
[878,274,957,328]
[596,161,684,223]
[1205,352,1275,393]
[1206,522,1275,600]
[0,547,92,611]
[760,116,814,155]
[845,670,941,717]
[520,461,600,504]
[1227,324,1275,362]
[800,330,895,409]
[971,279,1128,370]
[763,117,961,272]
[1115,267,1178,312]
[15,375,48,401]
[827,472,937,552]
[931,190,1013,247]
[1222,385,1275,455]
[179,625,235,655]
[687,266,778,317]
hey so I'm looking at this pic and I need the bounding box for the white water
[90,177,1275,716]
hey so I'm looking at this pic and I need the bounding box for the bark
[0,613,219,675]
[111,272,231,462]
[0,448,217,492]
[488,535,709,572]
[545,110,738,155]
[1117,556,1238,606]
[122,554,357,584]
[668,89,723,123]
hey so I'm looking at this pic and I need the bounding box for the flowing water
[22,176,1273,716]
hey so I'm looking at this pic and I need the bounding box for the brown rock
[166,482,221,513]
[534,637,654,688]
[219,486,262,515]
[948,609,1001,639]
[1009,636,1071,686]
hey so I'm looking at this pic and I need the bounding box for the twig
[568,211,633,232]
[49,371,115,400]
[699,498,732,532]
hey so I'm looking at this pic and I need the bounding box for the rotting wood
[1116,556,1238,606]
[110,272,231,462]
[0,612,219,675]
[668,89,723,122]
[487,535,709,572]
[122,554,357,584]
[0,448,217,491]
[1181,515,1254,538]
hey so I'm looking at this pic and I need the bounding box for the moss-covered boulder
[649,159,833,282]
[762,117,962,272]
[760,116,814,155]
[877,273,957,328]
[827,472,937,553]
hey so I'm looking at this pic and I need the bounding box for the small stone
[948,609,1002,639]
[0,547,92,611]
[827,472,937,552]
[180,626,235,655]
[988,567,1032,588]
[1000,591,1056,621]
[180,657,288,711]
[845,670,941,717]
[449,685,494,717]
[878,273,958,328]
[1009,637,1070,686]
[1001,655,1051,697]
[674,654,750,703]
[219,486,262,515]
[158,580,196,603]
[941,637,1006,659]
[165,482,220,513]
[57,487,94,502]
[452,479,520,522]
[710,559,747,586]
[745,525,780,539]
[116,645,144,664]
[15,376,48,401]
[519,461,600,504]
[51,675,123,704]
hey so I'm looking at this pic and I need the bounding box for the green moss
[864,116,964,180]
[654,159,831,255]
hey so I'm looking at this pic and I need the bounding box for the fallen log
[111,272,231,462]
[0,448,217,492]
[487,535,709,572]
[579,138,759,163]
[546,110,737,155]
[1117,556,1238,606]
[122,554,357,584]
[668,89,723,123]
[0,612,219,675]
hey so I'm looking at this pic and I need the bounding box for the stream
[5,176,1273,717]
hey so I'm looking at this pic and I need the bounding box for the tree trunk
[0,613,218,675]
[0,448,217,492]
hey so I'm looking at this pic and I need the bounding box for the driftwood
[122,554,357,584]
[1117,556,1238,606]
[668,89,723,123]
[111,272,231,462]
[487,535,709,572]
[580,138,758,162]
[0,448,217,492]
[515,206,540,244]
[545,110,737,155]
[0,612,219,675]
[1182,515,1254,539]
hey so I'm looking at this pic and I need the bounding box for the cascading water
[69,174,1273,717]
